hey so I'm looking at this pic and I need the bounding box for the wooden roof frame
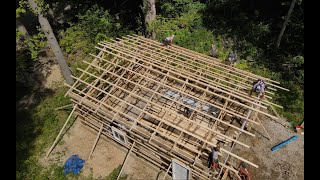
[62,34,288,179]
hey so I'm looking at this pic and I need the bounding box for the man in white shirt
[163,35,175,46]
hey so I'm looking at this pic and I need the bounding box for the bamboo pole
[67,76,259,168]
[132,34,288,91]
[162,163,172,180]
[88,123,104,159]
[105,39,282,106]
[116,141,135,180]
[46,105,77,158]
[94,45,280,120]
[87,52,264,125]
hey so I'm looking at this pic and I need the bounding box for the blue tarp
[64,154,85,175]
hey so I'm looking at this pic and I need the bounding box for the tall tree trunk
[144,0,156,39]
[27,0,74,85]
[276,0,297,48]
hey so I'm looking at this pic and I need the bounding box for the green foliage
[27,28,48,60]
[16,26,48,61]
[59,4,136,76]
[59,25,94,54]
[16,0,29,18]
[105,165,127,180]
[27,0,49,15]
[16,87,73,179]
[150,0,211,54]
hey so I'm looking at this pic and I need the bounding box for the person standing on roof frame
[249,79,267,99]
[162,35,175,46]
[238,162,251,180]
[208,146,220,170]
[226,51,238,67]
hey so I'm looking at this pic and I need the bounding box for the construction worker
[208,146,220,169]
[163,35,175,46]
[211,44,218,58]
[249,79,267,99]
[184,107,192,118]
[225,51,237,67]
[238,162,251,180]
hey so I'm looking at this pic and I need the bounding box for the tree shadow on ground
[16,47,62,179]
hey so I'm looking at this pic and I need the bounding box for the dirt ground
[44,119,171,179]
[232,115,304,180]
[43,114,304,180]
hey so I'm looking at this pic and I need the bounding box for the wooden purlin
[70,94,235,179]
[79,57,132,105]
[73,96,232,180]
[110,37,276,98]
[92,51,259,127]
[93,45,279,121]
[110,37,275,98]
[129,35,279,92]
[65,46,107,97]
[94,61,145,114]
[73,97,214,179]
[63,35,290,179]
[80,59,257,138]
[101,39,274,106]
[67,86,257,169]
[102,39,283,108]
[131,34,289,92]
[69,73,250,149]
[67,69,259,168]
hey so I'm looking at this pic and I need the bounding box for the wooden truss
[61,34,288,179]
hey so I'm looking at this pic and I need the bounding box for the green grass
[16,86,74,179]
[105,165,128,180]
[16,84,131,179]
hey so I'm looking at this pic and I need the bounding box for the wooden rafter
[61,35,289,180]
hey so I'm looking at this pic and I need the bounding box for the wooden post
[55,103,73,110]
[46,105,77,158]
[88,123,104,159]
[256,116,272,141]
[116,142,135,180]
[162,163,172,180]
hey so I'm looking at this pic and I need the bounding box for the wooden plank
[221,169,229,180]
[102,39,274,104]
[86,53,263,128]
[256,116,272,141]
[93,46,279,121]
[131,34,288,91]
[73,68,253,146]
[66,81,258,168]
[116,141,135,180]
[88,123,104,158]
[46,105,77,158]
[55,103,73,110]
[162,163,172,180]
[129,35,282,90]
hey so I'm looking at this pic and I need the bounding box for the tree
[276,0,297,48]
[143,0,156,39]
[27,0,74,85]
